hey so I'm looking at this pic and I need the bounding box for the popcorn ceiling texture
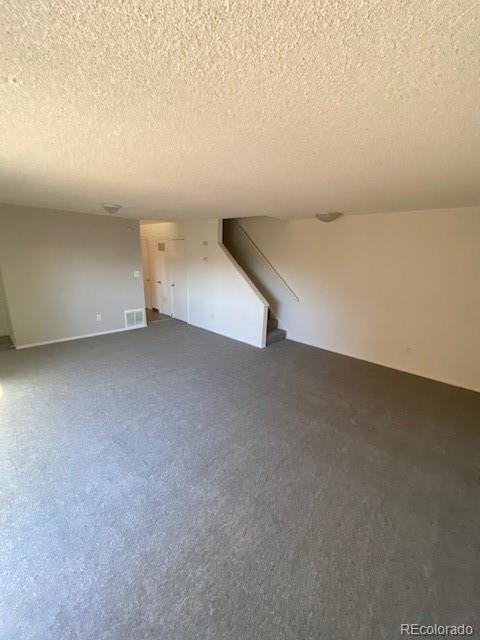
[1,1,480,219]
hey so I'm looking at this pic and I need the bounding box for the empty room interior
[1,2,479,639]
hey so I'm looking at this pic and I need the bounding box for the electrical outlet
[96,313,102,321]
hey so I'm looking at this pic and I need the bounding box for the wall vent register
[124,308,145,329]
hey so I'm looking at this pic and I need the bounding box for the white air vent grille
[124,308,145,329]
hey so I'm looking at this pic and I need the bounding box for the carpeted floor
[1,321,479,640]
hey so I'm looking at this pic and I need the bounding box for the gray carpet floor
[1,321,479,640]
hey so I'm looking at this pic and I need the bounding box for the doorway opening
[140,226,188,325]
[146,308,172,324]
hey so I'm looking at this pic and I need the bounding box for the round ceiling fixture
[103,203,122,215]
[315,212,343,223]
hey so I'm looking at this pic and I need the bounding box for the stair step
[266,328,286,346]
[267,317,278,330]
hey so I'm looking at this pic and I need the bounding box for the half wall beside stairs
[222,218,299,346]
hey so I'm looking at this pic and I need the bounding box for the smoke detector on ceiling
[315,212,343,223]
[103,203,122,215]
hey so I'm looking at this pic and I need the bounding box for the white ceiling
[1,1,480,220]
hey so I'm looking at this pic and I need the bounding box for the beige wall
[0,204,145,347]
[0,268,12,337]
[240,209,480,392]
[141,220,267,347]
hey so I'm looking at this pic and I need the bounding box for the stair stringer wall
[223,219,289,330]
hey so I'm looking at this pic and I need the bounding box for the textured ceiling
[1,1,480,220]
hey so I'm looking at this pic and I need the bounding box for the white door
[168,239,188,321]
[150,239,171,315]
[140,239,152,309]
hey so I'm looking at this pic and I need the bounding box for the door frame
[150,237,171,316]
[167,238,188,322]
[141,235,188,320]
[140,238,152,309]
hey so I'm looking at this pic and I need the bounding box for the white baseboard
[15,324,147,350]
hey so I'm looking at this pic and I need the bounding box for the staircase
[267,310,286,345]
[223,218,298,347]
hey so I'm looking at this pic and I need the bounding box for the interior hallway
[1,321,479,639]
[146,308,172,324]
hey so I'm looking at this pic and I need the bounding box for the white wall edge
[217,221,269,347]
[15,324,147,350]
[218,244,268,348]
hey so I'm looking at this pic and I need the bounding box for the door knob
[171,283,175,287]
[157,280,161,284]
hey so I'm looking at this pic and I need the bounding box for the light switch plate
[133,270,140,278]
